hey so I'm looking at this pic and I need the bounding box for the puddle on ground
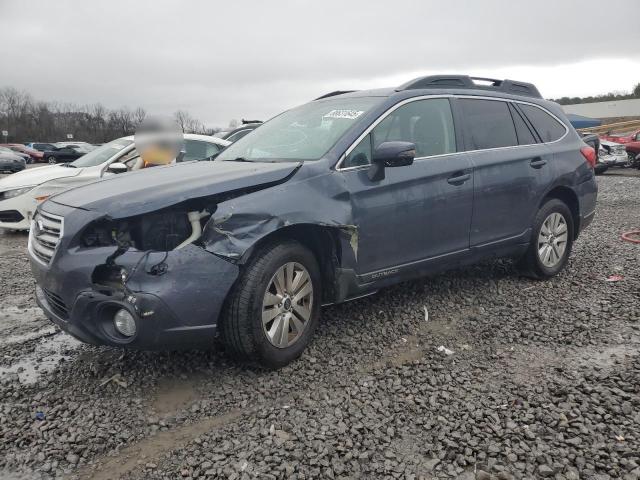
[0,332,81,384]
[3,326,58,346]
[0,304,49,341]
[153,376,200,417]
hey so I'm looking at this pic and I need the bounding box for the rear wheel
[518,198,574,279]
[47,156,57,164]
[221,240,321,368]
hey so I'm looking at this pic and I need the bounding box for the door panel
[343,154,473,274]
[341,97,474,274]
[468,144,553,246]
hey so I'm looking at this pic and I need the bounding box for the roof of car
[316,75,545,104]
[120,134,230,146]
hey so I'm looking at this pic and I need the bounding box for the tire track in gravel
[74,410,244,480]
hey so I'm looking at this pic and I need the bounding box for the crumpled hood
[49,160,301,218]
[0,164,82,191]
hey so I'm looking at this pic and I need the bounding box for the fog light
[113,309,136,337]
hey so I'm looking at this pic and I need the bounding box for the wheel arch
[540,185,580,239]
[238,223,347,304]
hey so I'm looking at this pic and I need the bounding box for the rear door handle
[447,172,471,185]
[530,157,547,168]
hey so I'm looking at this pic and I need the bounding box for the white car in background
[0,134,230,230]
[599,139,629,167]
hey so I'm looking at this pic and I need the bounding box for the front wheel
[518,198,574,279]
[221,240,321,368]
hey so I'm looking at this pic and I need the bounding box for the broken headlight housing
[80,210,197,251]
[82,221,117,248]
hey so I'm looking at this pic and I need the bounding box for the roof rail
[396,75,542,99]
[314,90,356,100]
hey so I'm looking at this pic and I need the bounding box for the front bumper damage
[29,202,239,349]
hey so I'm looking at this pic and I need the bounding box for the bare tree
[0,86,214,143]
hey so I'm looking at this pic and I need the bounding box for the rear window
[459,99,518,150]
[518,104,566,142]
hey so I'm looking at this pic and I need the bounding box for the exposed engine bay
[82,204,216,253]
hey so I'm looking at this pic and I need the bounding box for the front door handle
[530,157,547,168]
[447,172,471,185]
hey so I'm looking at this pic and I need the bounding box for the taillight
[581,146,596,168]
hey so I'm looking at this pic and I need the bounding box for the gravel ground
[0,174,638,480]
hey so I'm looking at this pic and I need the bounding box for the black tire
[221,240,322,368]
[48,156,57,164]
[518,198,574,279]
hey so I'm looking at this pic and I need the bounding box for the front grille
[29,210,63,264]
[0,210,24,223]
[43,288,69,319]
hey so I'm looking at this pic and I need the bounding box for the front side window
[182,140,220,161]
[217,97,381,162]
[459,99,518,150]
[344,98,456,168]
[518,104,566,143]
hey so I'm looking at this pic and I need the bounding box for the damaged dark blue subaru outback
[29,76,598,367]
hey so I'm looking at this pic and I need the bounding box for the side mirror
[106,162,128,174]
[368,141,416,181]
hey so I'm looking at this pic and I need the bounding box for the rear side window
[508,104,537,145]
[518,104,566,143]
[459,99,518,149]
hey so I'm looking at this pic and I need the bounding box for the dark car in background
[30,75,597,367]
[42,144,94,164]
[0,146,31,165]
[215,120,262,143]
[25,142,57,152]
[580,133,607,174]
[0,150,26,173]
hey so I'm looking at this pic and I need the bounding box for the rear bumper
[576,176,598,235]
[29,203,240,349]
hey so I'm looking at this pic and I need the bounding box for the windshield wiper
[228,157,253,162]
[61,163,77,168]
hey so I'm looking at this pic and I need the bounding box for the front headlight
[0,186,36,200]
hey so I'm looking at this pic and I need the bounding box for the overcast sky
[1,0,639,127]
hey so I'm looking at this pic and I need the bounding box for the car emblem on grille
[37,218,44,231]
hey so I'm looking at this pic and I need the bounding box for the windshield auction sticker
[323,110,364,120]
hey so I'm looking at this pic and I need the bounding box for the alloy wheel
[261,262,313,349]
[537,212,568,268]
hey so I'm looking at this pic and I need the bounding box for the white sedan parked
[0,134,230,230]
